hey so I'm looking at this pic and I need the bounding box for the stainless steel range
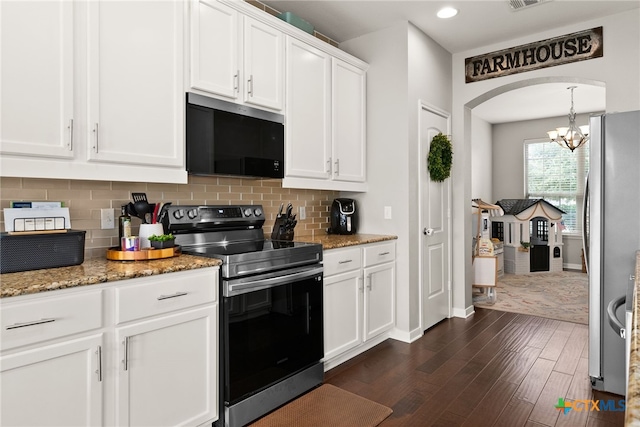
[161,205,324,427]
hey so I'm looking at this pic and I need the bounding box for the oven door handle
[224,265,323,297]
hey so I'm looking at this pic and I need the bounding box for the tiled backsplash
[0,176,337,259]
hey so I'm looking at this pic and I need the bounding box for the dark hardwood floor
[324,308,624,427]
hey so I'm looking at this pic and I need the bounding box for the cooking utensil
[152,203,161,224]
[277,203,284,218]
[134,200,150,223]
[285,203,293,218]
[132,192,148,203]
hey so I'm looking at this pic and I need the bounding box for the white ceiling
[262,0,638,123]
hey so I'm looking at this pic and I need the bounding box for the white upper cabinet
[242,17,284,110]
[87,0,185,168]
[285,37,332,180]
[332,59,366,184]
[190,0,239,98]
[283,38,367,192]
[0,0,187,183]
[0,0,74,159]
[190,0,284,111]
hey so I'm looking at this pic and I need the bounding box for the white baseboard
[323,333,389,371]
[451,305,475,318]
[389,326,423,343]
[564,263,582,271]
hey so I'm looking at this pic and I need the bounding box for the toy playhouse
[491,199,565,274]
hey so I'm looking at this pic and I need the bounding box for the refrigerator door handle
[582,172,589,274]
[607,294,626,339]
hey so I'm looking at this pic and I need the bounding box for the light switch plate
[299,206,306,220]
[101,208,115,229]
[384,206,392,219]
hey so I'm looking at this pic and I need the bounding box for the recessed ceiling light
[437,7,458,19]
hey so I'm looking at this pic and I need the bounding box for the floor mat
[249,384,393,427]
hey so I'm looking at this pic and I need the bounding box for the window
[524,138,589,235]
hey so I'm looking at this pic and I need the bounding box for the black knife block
[271,217,294,241]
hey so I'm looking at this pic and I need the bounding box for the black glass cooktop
[182,239,314,257]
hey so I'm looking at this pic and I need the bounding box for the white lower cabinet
[323,242,396,369]
[323,269,362,360]
[0,334,104,427]
[115,306,217,427]
[0,267,219,427]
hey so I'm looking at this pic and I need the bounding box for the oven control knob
[187,209,198,219]
[173,209,184,220]
[253,208,263,217]
[244,208,253,217]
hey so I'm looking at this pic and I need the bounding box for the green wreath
[427,133,453,182]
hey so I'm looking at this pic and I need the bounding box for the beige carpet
[473,270,588,324]
[249,384,393,427]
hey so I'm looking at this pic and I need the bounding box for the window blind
[524,139,589,234]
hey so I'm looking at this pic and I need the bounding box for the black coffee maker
[330,198,358,235]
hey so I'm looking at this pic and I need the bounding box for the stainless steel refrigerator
[585,110,640,396]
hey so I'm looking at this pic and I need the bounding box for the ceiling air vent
[509,0,547,11]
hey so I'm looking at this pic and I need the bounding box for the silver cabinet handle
[366,274,372,290]
[67,119,74,151]
[95,345,102,382]
[234,71,239,92]
[5,318,56,330]
[157,291,188,301]
[326,157,332,174]
[123,337,130,371]
[358,276,363,291]
[247,75,253,96]
[338,259,353,264]
[379,251,390,256]
[335,158,340,175]
[92,123,99,153]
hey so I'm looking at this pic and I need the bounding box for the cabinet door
[323,270,362,360]
[285,37,331,179]
[332,59,366,183]
[0,0,74,159]
[190,0,239,99]
[0,335,104,426]
[116,306,218,427]
[243,17,284,110]
[363,262,395,341]
[87,1,184,167]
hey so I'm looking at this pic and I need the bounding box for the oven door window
[223,275,323,404]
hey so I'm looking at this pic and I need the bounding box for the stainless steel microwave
[186,93,284,179]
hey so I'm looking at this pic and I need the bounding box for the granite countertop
[295,233,397,250]
[626,250,640,425]
[624,251,640,427]
[0,254,222,299]
[0,234,396,299]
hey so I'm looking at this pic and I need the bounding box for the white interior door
[420,104,451,331]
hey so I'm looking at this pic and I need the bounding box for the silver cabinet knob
[423,228,434,236]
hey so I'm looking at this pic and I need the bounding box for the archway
[462,76,606,303]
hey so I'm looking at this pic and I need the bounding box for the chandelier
[547,86,589,152]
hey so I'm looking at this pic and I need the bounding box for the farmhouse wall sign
[465,27,603,83]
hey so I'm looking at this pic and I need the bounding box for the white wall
[341,22,452,340]
[451,10,640,315]
[471,114,492,202]
[492,113,593,201]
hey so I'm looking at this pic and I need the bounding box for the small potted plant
[148,233,175,249]
[519,241,530,252]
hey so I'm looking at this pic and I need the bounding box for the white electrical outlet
[101,208,115,229]
[384,206,392,220]
[299,206,306,220]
